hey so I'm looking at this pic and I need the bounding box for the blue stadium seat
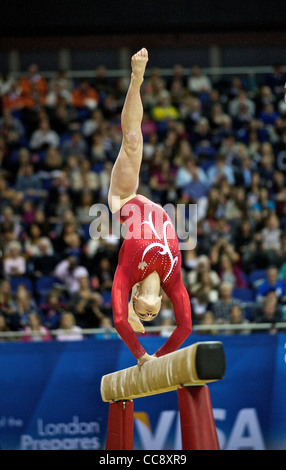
[101,291,112,307]
[10,276,34,294]
[232,288,255,303]
[35,276,60,297]
[248,270,267,287]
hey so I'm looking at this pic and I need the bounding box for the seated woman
[218,253,247,289]
[21,312,52,342]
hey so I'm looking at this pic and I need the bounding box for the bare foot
[131,48,148,83]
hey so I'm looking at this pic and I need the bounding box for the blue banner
[0,333,285,450]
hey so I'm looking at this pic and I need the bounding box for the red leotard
[112,195,192,359]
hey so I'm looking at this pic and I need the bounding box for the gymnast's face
[133,294,162,321]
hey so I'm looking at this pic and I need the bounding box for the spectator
[242,231,272,273]
[187,65,212,94]
[3,241,26,277]
[53,219,82,255]
[54,257,89,294]
[181,246,199,272]
[40,290,65,330]
[0,71,15,97]
[89,128,110,164]
[19,63,47,101]
[253,297,283,333]
[14,163,44,196]
[190,271,219,304]
[212,282,241,323]
[61,130,88,160]
[0,279,14,317]
[69,275,103,329]
[169,77,186,108]
[82,108,104,138]
[49,102,78,135]
[181,170,210,203]
[49,69,73,93]
[45,81,72,108]
[21,199,36,226]
[0,313,11,342]
[1,80,28,112]
[224,305,250,335]
[207,154,235,186]
[167,64,187,91]
[225,187,248,222]
[159,316,175,338]
[9,285,38,331]
[190,117,213,150]
[143,68,166,108]
[276,232,286,269]
[29,118,60,150]
[199,311,218,335]
[258,102,279,127]
[187,255,220,291]
[94,257,114,292]
[70,159,100,194]
[49,193,73,226]
[75,190,95,226]
[233,219,253,257]
[41,147,63,172]
[251,187,275,224]
[151,91,180,122]
[261,214,281,251]
[264,64,286,97]
[228,90,255,119]
[159,292,175,320]
[24,223,46,257]
[0,109,25,146]
[191,291,212,323]
[209,232,239,266]
[31,237,58,277]
[149,159,176,205]
[279,258,286,282]
[21,312,52,342]
[0,206,21,239]
[175,154,208,189]
[95,316,118,340]
[72,79,99,110]
[180,95,203,134]
[256,266,286,303]
[93,65,111,99]
[218,253,247,289]
[56,312,83,341]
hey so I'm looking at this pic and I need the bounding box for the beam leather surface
[101,341,225,402]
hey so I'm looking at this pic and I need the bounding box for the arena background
[0,0,286,451]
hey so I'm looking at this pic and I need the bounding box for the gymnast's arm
[155,273,192,358]
[112,265,147,360]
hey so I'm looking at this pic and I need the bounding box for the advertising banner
[0,333,285,450]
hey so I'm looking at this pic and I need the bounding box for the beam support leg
[178,385,220,450]
[105,400,134,450]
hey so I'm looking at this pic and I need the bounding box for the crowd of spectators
[0,60,286,342]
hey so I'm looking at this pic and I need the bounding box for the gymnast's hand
[137,353,157,370]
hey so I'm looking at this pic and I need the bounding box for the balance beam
[101,341,225,402]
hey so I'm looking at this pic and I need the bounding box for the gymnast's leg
[108,48,148,213]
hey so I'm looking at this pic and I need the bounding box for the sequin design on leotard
[141,211,178,283]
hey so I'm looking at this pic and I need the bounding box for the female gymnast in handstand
[108,48,192,369]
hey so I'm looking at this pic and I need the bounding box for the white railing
[13,65,274,81]
[0,321,285,341]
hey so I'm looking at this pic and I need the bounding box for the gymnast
[108,48,192,369]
